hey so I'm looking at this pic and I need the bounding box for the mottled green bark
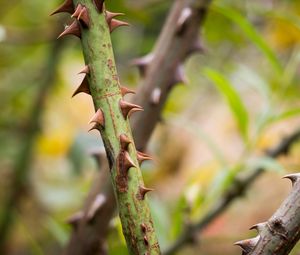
[53,1,160,254]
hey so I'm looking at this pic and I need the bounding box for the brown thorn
[87,194,107,221]
[93,0,105,13]
[88,123,101,132]
[140,223,147,233]
[72,4,90,27]
[119,99,143,119]
[71,4,82,18]
[109,19,129,33]
[137,151,153,165]
[50,0,74,15]
[188,38,205,55]
[283,173,300,186]
[143,236,149,246]
[120,86,135,97]
[66,211,84,229]
[234,236,260,254]
[78,65,90,75]
[106,10,124,23]
[123,151,137,172]
[137,186,154,200]
[72,76,90,97]
[89,109,105,128]
[150,87,162,105]
[120,134,131,150]
[249,222,266,233]
[58,20,81,39]
[174,65,187,85]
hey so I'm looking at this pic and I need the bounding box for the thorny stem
[64,0,211,254]
[54,0,161,254]
[0,39,65,253]
[163,128,300,255]
[235,173,300,255]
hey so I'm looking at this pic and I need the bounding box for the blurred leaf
[204,68,249,141]
[248,156,285,173]
[212,4,282,73]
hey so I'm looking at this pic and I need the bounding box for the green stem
[55,1,161,254]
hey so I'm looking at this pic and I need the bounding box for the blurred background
[1,0,300,254]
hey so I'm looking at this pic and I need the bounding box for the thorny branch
[163,128,300,255]
[64,0,211,254]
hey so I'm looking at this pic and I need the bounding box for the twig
[235,173,300,254]
[0,39,66,253]
[64,0,211,254]
[163,128,300,255]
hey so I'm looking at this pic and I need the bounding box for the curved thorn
[71,4,82,18]
[137,186,154,200]
[124,151,137,172]
[120,86,135,97]
[72,76,90,97]
[58,20,81,39]
[89,109,105,127]
[109,19,129,33]
[120,134,131,150]
[119,100,143,119]
[78,65,90,75]
[137,151,153,164]
[283,173,300,186]
[106,10,124,23]
[234,236,260,254]
[50,0,74,15]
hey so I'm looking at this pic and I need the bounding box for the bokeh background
[1,0,300,254]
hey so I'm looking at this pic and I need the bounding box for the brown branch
[163,128,300,255]
[235,173,300,255]
[0,38,66,253]
[64,0,211,254]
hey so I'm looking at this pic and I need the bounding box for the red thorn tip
[50,0,74,15]
[58,20,81,39]
[119,100,143,118]
[72,76,90,97]
[66,211,84,228]
[124,151,137,171]
[109,19,129,33]
[120,86,135,97]
[150,88,162,105]
[89,109,105,127]
[137,151,153,164]
[93,0,105,13]
[78,65,90,75]
[138,186,154,200]
[106,10,124,23]
[120,134,131,150]
[283,173,300,186]
[87,194,106,221]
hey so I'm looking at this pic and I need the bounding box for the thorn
[106,10,124,23]
[58,20,81,39]
[109,19,129,33]
[88,123,101,132]
[150,88,162,105]
[176,7,192,33]
[143,236,149,246]
[93,0,105,13]
[50,0,74,15]
[131,54,154,77]
[120,86,135,97]
[137,186,154,200]
[87,194,107,221]
[119,100,143,119]
[120,134,131,150]
[72,76,90,97]
[249,222,266,233]
[123,151,137,172]
[72,4,90,27]
[89,109,105,128]
[174,64,187,85]
[137,151,153,164]
[234,236,260,254]
[283,173,300,186]
[188,38,205,55]
[78,65,90,75]
[66,211,84,228]
[140,223,147,233]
